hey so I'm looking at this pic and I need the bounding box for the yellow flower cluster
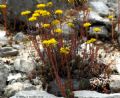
[83,22,91,27]
[55,9,63,15]
[36,4,46,8]
[42,38,57,46]
[42,24,50,28]
[34,10,41,13]
[93,27,101,32]
[21,10,31,16]
[28,17,37,22]
[46,2,53,7]
[54,28,62,34]
[34,10,50,16]
[51,19,60,25]
[32,13,40,17]
[60,47,70,54]
[0,4,6,8]
[67,22,74,28]
[86,38,96,44]
[41,10,50,16]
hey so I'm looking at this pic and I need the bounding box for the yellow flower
[60,47,70,54]
[36,4,46,8]
[86,38,96,44]
[46,2,53,7]
[83,22,91,27]
[51,19,60,25]
[49,38,58,45]
[108,15,114,19]
[0,4,6,8]
[55,9,63,15]
[34,10,42,13]
[67,22,74,28]
[28,17,37,22]
[40,10,50,16]
[42,40,48,45]
[32,13,40,17]
[21,10,31,16]
[54,28,62,34]
[93,27,101,32]
[42,24,50,28]
[42,38,57,46]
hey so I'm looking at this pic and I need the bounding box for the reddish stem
[47,46,67,97]
[2,0,9,36]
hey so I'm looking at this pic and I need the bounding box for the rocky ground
[0,0,120,98]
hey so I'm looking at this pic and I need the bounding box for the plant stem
[2,0,9,36]
[47,46,67,97]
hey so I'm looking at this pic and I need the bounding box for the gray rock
[4,82,36,97]
[12,44,24,50]
[78,11,110,25]
[10,90,120,98]
[7,0,37,21]
[10,90,63,98]
[14,57,36,73]
[48,79,90,96]
[13,32,26,42]
[110,75,120,93]
[0,61,9,95]
[32,77,42,85]
[74,90,120,98]
[89,1,109,16]
[0,47,18,57]
[88,0,108,4]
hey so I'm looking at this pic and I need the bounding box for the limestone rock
[0,47,18,57]
[110,75,120,92]
[89,1,109,16]
[4,82,36,97]
[0,61,9,95]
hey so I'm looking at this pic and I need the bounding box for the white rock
[14,57,36,73]
[10,90,120,98]
[78,11,110,25]
[74,90,120,98]
[89,1,109,16]
[4,82,36,97]
[0,62,9,94]
[0,30,8,45]
[10,90,63,98]
[7,73,22,81]
[115,24,120,34]
[110,75,120,92]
